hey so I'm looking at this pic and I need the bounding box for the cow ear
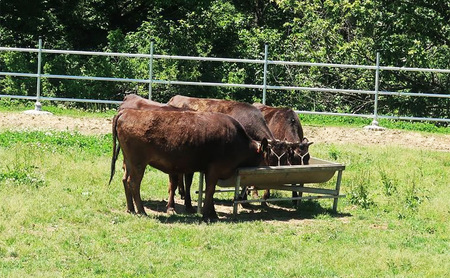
[307,141,314,146]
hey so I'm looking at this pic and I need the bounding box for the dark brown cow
[114,94,194,212]
[109,109,270,222]
[253,103,304,145]
[254,103,313,202]
[168,95,276,141]
[168,95,299,202]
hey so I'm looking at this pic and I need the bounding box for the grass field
[0,125,449,277]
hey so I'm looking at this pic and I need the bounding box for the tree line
[0,0,449,120]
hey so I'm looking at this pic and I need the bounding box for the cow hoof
[137,210,148,216]
[185,206,196,214]
[202,216,218,224]
[202,214,219,223]
[166,207,176,214]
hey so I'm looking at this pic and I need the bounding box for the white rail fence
[1,38,449,124]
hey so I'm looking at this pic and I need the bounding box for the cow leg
[166,174,178,214]
[240,187,253,209]
[292,183,304,207]
[202,174,219,222]
[128,164,147,215]
[184,172,196,213]
[262,189,270,207]
[122,162,135,214]
[292,191,298,207]
[178,174,185,199]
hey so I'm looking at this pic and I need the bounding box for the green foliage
[380,169,396,197]
[0,0,449,119]
[349,180,374,209]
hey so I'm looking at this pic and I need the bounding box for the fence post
[148,40,154,100]
[262,43,269,104]
[35,37,43,111]
[24,37,52,115]
[365,52,384,130]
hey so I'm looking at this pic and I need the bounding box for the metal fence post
[365,52,384,130]
[148,40,154,100]
[24,37,52,115]
[262,43,269,104]
[35,37,43,111]
[373,52,380,125]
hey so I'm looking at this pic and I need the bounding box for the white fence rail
[1,38,449,124]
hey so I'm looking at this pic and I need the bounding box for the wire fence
[1,38,449,124]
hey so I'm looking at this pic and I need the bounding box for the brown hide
[113,94,190,212]
[119,94,178,111]
[253,103,304,142]
[168,95,275,141]
[110,109,269,221]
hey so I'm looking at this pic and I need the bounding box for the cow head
[266,140,295,167]
[290,137,313,165]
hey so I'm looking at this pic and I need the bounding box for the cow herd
[109,94,313,222]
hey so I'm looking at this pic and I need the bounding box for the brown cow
[168,95,276,142]
[253,103,313,202]
[168,95,304,199]
[109,108,270,222]
[118,94,169,110]
[252,103,304,146]
[114,94,195,212]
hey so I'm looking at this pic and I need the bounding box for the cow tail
[109,113,121,185]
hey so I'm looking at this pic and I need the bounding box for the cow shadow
[142,197,351,224]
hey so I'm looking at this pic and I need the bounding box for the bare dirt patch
[1,111,449,151]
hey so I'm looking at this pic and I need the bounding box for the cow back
[168,95,275,141]
[119,94,183,111]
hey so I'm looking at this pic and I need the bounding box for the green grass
[0,130,449,277]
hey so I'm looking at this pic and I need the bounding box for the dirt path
[1,111,449,152]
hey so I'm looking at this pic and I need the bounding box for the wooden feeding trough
[197,157,345,217]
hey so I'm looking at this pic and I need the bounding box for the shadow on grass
[142,196,351,224]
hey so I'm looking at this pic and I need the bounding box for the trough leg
[233,176,241,218]
[332,170,343,212]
